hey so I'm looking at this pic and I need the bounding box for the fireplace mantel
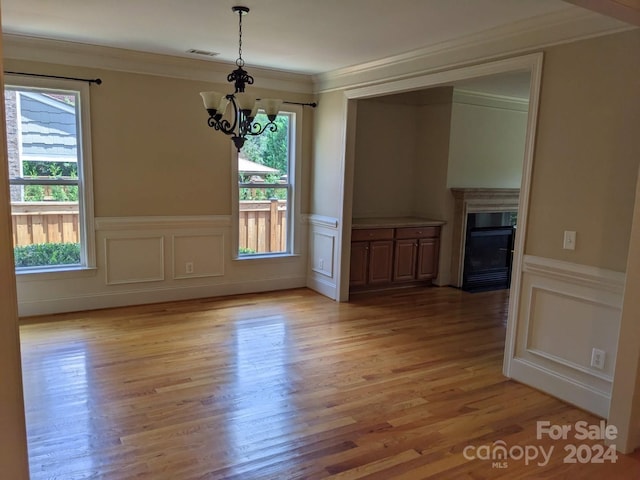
[450,188,520,287]
[451,188,520,206]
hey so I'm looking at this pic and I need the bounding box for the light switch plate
[591,348,605,370]
[563,231,576,250]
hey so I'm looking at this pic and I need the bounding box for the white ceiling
[1,0,585,75]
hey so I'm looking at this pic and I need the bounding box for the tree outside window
[238,112,293,256]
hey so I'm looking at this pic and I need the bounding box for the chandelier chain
[236,8,244,67]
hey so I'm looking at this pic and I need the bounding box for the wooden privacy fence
[239,199,287,253]
[11,200,287,253]
[12,202,79,246]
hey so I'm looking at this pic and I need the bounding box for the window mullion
[9,178,79,186]
[238,183,286,189]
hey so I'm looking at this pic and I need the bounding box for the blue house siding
[19,92,77,161]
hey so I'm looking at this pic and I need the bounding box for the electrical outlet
[185,262,194,274]
[319,258,324,270]
[591,348,605,370]
[563,230,576,250]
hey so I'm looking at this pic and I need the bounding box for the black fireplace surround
[462,212,516,292]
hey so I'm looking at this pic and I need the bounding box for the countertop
[352,217,446,229]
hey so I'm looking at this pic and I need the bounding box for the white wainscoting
[16,215,308,316]
[510,255,626,418]
[305,214,340,299]
[105,236,165,285]
[172,234,225,280]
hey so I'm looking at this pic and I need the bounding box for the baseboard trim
[306,274,337,300]
[18,276,306,317]
[510,357,610,418]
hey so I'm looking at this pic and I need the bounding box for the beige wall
[413,90,454,220]
[447,100,527,189]
[525,29,640,271]
[352,99,417,217]
[310,90,346,218]
[413,92,455,285]
[351,88,455,221]
[6,59,315,217]
[0,36,31,479]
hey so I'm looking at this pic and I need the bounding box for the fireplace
[462,212,516,291]
[450,188,520,288]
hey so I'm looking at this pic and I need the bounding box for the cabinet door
[368,240,394,284]
[349,242,369,287]
[393,239,417,282]
[417,237,440,280]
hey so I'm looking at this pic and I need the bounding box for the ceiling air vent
[186,49,219,57]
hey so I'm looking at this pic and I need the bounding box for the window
[236,108,300,257]
[5,76,94,271]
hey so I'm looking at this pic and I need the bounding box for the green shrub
[14,243,81,267]
[239,247,256,255]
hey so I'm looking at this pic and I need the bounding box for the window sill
[16,266,98,282]
[233,253,301,264]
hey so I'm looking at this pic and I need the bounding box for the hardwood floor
[19,287,640,479]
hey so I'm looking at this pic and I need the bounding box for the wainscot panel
[105,236,164,285]
[511,255,625,418]
[306,214,339,299]
[172,234,224,280]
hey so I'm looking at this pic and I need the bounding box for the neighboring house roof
[20,92,77,161]
[238,157,279,176]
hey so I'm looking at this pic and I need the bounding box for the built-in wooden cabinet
[417,237,439,280]
[350,228,394,287]
[350,223,441,291]
[392,239,416,281]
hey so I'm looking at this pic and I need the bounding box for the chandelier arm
[245,121,278,137]
[215,95,239,135]
[215,118,234,134]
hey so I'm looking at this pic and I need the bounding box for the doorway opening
[339,53,544,379]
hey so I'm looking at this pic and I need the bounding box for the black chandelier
[200,6,282,152]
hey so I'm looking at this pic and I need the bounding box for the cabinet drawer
[395,226,440,239]
[351,228,394,241]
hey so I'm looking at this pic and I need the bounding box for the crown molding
[314,7,634,93]
[452,89,530,112]
[2,34,314,95]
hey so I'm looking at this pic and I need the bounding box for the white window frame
[6,75,96,274]
[232,104,303,260]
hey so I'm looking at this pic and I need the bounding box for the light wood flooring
[19,287,640,479]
